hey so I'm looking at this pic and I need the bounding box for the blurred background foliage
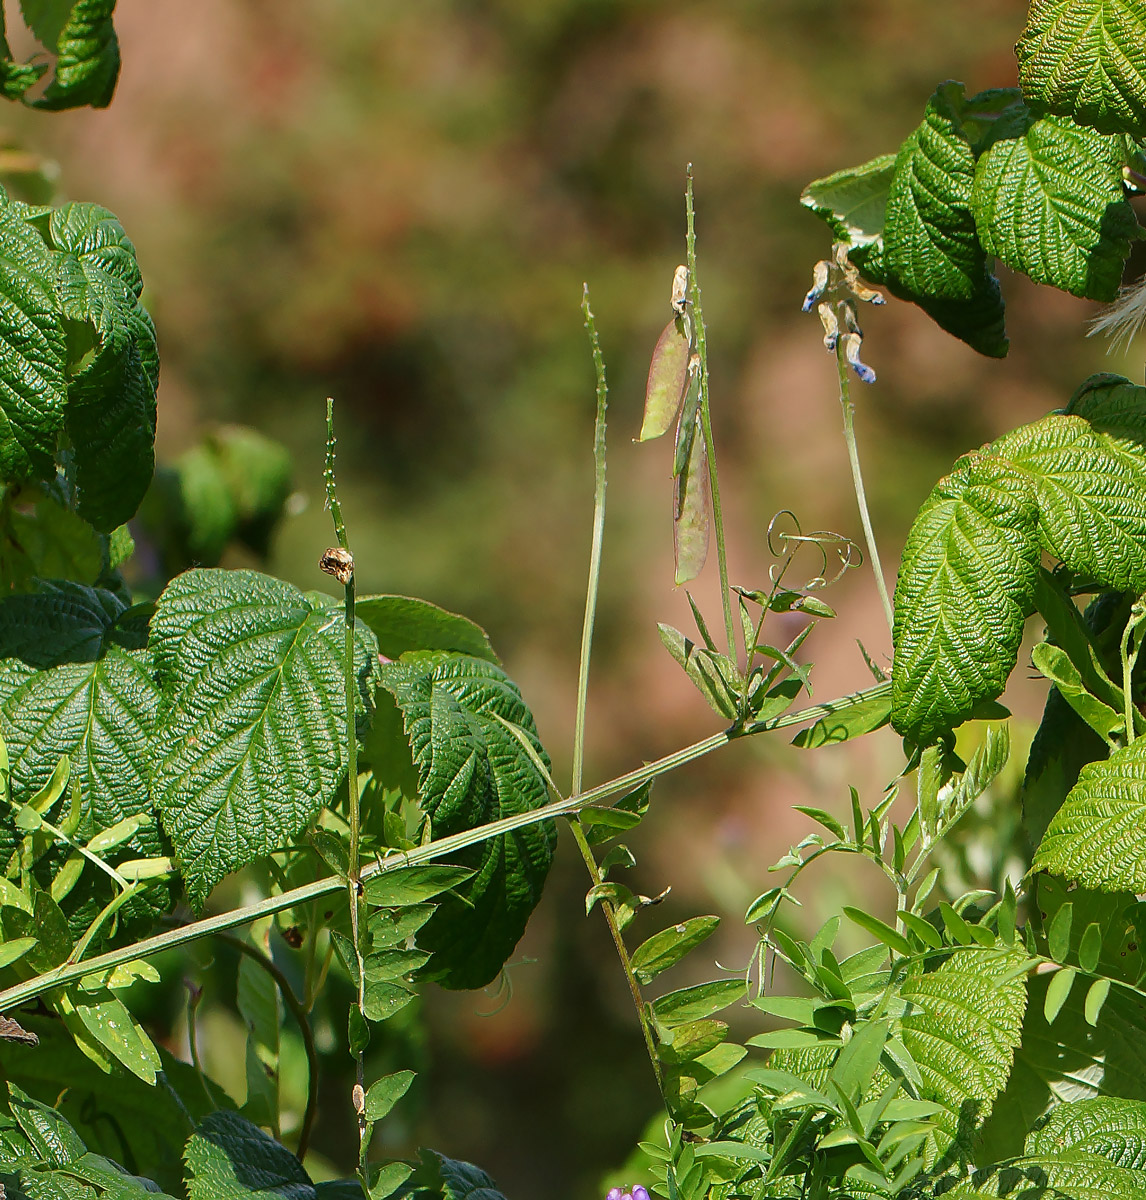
[3,1,1142,1195]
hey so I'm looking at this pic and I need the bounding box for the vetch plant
[4,3,1146,1199]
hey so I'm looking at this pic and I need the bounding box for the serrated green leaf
[183,1110,315,1200]
[630,916,720,986]
[972,110,1136,301]
[31,0,119,111]
[884,82,982,301]
[415,1151,507,1200]
[377,651,555,989]
[364,1070,415,1123]
[898,948,1027,1162]
[1018,0,1146,137]
[0,482,104,593]
[640,316,690,441]
[1036,736,1146,890]
[356,595,496,663]
[50,201,157,530]
[801,154,896,246]
[150,568,380,909]
[892,457,1039,743]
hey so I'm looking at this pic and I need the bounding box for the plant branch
[0,688,877,1012]
[573,284,609,798]
[835,336,894,638]
[686,164,737,664]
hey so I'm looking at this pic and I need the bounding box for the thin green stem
[0,691,855,1014]
[324,398,368,1172]
[569,818,663,1092]
[67,882,146,965]
[685,165,737,664]
[835,337,894,638]
[216,932,320,1162]
[186,983,217,1113]
[1121,599,1146,745]
[572,285,609,798]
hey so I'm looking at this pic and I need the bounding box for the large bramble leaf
[884,82,983,302]
[378,651,556,989]
[973,108,1136,301]
[800,154,896,247]
[50,202,158,531]
[184,1110,315,1200]
[150,568,380,909]
[1017,0,1146,138]
[893,376,1146,743]
[898,947,1028,1164]
[412,1151,509,1200]
[28,0,120,111]
[0,11,46,100]
[356,594,496,663]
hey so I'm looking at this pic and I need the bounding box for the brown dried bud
[352,1083,365,1114]
[671,264,689,315]
[319,547,354,585]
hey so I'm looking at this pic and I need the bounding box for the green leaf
[1044,966,1077,1023]
[356,595,496,663]
[237,932,280,1131]
[363,864,474,909]
[657,1019,728,1064]
[640,316,690,441]
[50,201,157,530]
[1031,642,1123,739]
[884,82,983,301]
[791,682,891,748]
[414,1152,508,1200]
[898,948,1027,1162]
[1036,737,1146,890]
[67,991,162,1085]
[651,979,745,1029]
[892,457,1039,743]
[183,1111,315,1200]
[630,916,720,986]
[150,568,380,908]
[377,651,556,989]
[0,198,67,483]
[7,1082,86,1167]
[364,1070,415,1123]
[1017,0,1146,137]
[657,623,739,720]
[972,110,1136,301]
[31,0,120,111]
[1086,978,1112,1026]
[0,481,105,592]
[842,908,912,957]
[1027,1095,1146,1163]
[800,154,896,246]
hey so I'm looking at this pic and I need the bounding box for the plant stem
[686,164,738,664]
[216,932,320,1162]
[572,285,609,798]
[835,336,894,638]
[569,818,663,1092]
[324,397,368,1171]
[0,689,864,1013]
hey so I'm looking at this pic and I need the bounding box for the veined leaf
[630,916,720,986]
[50,201,158,530]
[892,457,1039,743]
[377,651,556,989]
[884,82,983,302]
[356,595,496,663]
[899,947,1027,1162]
[184,1110,316,1200]
[972,109,1136,301]
[1017,0,1146,137]
[413,1151,509,1200]
[791,682,891,748]
[1036,737,1146,890]
[150,568,380,909]
[31,0,120,111]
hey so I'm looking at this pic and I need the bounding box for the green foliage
[377,651,556,988]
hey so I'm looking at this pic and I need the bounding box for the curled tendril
[766,509,862,591]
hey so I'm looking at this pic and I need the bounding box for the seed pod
[672,355,702,478]
[674,411,710,584]
[640,316,691,441]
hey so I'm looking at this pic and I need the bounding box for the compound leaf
[973,109,1136,301]
[150,568,379,909]
[1017,0,1146,137]
[377,651,556,989]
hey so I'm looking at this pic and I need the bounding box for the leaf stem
[569,818,663,1092]
[835,336,894,638]
[216,932,320,1162]
[686,165,738,664]
[0,690,859,1012]
[572,285,609,798]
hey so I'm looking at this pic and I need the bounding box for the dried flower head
[319,546,354,585]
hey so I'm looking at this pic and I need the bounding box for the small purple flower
[842,332,876,384]
[632,1187,651,1200]
[606,1189,623,1200]
[802,260,831,312]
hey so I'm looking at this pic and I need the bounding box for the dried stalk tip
[671,264,689,315]
[319,546,354,585]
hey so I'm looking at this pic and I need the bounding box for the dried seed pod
[671,264,689,315]
[803,259,831,312]
[352,1083,366,1114]
[817,302,839,351]
[319,546,354,584]
[842,332,876,383]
